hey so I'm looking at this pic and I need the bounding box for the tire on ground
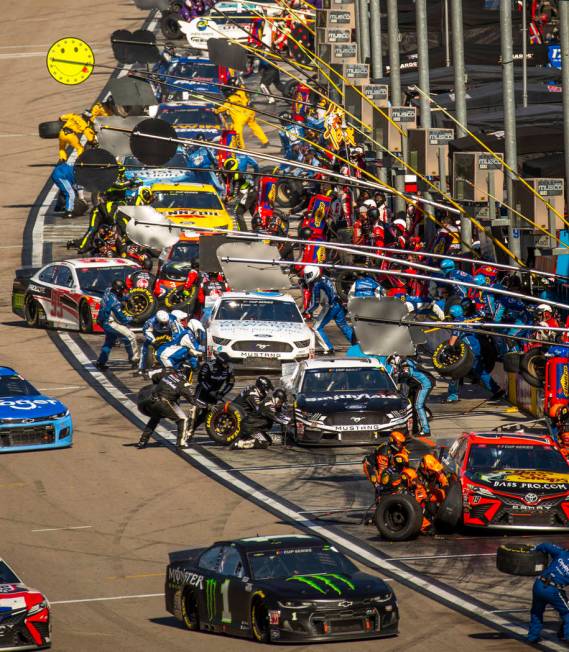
[374,493,423,541]
[123,287,157,325]
[251,597,270,643]
[24,297,42,327]
[434,482,463,531]
[520,348,547,388]
[38,120,62,139]
[160,10,183,39]
[181,588,200,631]
[78,300,93,333]
[496,544,549,576]
[503,351,521,373]
[274,179,303,209]
[432,342,474,378]
[206,403,244,445]
[72,198,89,217]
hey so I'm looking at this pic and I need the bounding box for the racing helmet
[449,304,465,320]
[393,450,409,469]
[440,258,456,273]
[367,208,379,221]
[419,453,443,476]
[171,309,188,324]
[255,376,273,397]
[137,187,154,205]
[473,273,487,287]
[213,351,231,366]
[278,111,292,125]
[155,310,170,325]
[303,265,321,285]
[537,303,553,318]
[298,226,313,240]
[549,403,569,421]
[272,388,287,408]
[392,218,406,233]
[363,199,377,209]
[388,430,406,453]
[223,157,239,172]
[111,279,126,296]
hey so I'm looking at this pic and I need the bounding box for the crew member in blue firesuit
[95,279,139,371]
[186,141,223,193]
[439,258,473,299]
[156,319,205,370]
[138,309,185,372]
[399,358,435,436]
[348,273,384,299]
[303,265,354,354]
[445,304,504,403]
[51,159,78,219]
[527,542,569,643]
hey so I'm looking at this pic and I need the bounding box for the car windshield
[159,109,220,127]
[123,152,188,170]
[0,561,20,584]
[0,375,38,397]
[247,546,357,581]
[467,444,569,474]
[302,367,395,393]
[76,266,134,296]
[153,190,222,210]
[215,298,303,323]
[169,242,199,263]
[176,63,217,79]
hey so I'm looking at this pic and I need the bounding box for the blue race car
[154,57,228,101]
[0,367,73,452]
[123,150,196,190]
[155,102,224,141]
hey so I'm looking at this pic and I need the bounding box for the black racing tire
[374,493,423,541]
[520,348,547,389]
[503,351,521,373]
[478,335,498,373]
[274,179,303,209]
[169,0,183,12]
[206,403,244,445]
[147,334,171,369]
[434,482,463,532]
[163,285,198,316]
[38,120,62,139]
[432,342,474,379]
[496,543,549,577]
[72,198,89,217]
[160,10,183,40]
[78,300,94,334]
[335,270,358,303]
[181,589,200,631]
[251,598,270,643]
[24,297,43,328]
[123,287,157,326]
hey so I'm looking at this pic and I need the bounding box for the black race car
[165,534,398,643]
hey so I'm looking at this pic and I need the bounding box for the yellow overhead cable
[413,84,569,229]
[274,0,316,36]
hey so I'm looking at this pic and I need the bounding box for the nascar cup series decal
[480,470,569,489]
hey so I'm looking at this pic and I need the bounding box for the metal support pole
[444,0,451,67]
[560,1,569,202]
[357,0,370,64]
[386,0,401,105]
[500,0,521,261]
[416,0,431,128]
[522,0,528,108]
[438,146,447,194]
[369,0,383,79]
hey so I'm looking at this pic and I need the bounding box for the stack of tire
[503,348,547,388]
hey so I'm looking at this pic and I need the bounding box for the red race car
[442,431,569,530]
[0,558,50,649]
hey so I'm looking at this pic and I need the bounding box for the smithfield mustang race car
[442,432,569,530]
[205,292,315,369]
[0,367,72,453]
[165,534,398,643]
[282,358,412,446]
[150,182,233,229]
[12,258,141,333]
[0,558,50,649]
[155,102,224,141]
[179,17,248,51]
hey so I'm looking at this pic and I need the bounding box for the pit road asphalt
[0,1,538,650]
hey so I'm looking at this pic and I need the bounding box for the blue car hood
[0,395,67,420]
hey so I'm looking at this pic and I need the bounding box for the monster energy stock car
[165,534,398,642]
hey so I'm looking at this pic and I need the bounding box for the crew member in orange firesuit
[417,453,449,531]
[363,431,408,485]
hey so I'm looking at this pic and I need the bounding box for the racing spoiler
[168,548,206,564]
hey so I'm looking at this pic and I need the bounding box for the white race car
[179,17,247,51]
[206,291,315,369]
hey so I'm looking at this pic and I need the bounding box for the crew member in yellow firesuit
[58,110,97,161]
[214,78,269,149]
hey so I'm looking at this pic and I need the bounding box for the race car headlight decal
[27,600,48,616]
[465,482,494,497]
[294,339,311,348]
[51,410,70,419]
[371,593,392,603]
[212,336,230,345]
[277,600,313,609]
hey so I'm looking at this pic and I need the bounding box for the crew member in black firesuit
[229,377,288,449]
[188,352,235,438]
[136,365,194,449]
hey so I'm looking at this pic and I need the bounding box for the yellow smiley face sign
[47,37,94,85]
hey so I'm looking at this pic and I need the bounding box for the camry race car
[165,534,398,643]
[0,558,50,650]
[0,367,72,453]
[282,358,412,446]
[12,258,141,333]
[442,432,569,530]
[206,292,315,369]
[150,182,233,229]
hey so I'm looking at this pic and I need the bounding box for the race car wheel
[160,10,183,40]
[520,348,547,388]
[181,589,200,631]
[503,351,521,373]
[335,270,358,303]
[275,179,303,210]
[124,288,157,325]
[251,598,270,643]
[72,198,88,217]
[374,494,423,541]
[206,403,244,445]
[24,297,43,328]
[163,286,197,316]
[147,334,171,368]
[496,543,549,576]
[432,342,474,379]
[433,482,463,532]
[38,120,62,139]
[78,300,93,333]
[169,0,183,12]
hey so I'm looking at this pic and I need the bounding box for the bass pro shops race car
[442,432,569,530]
[0,558,50,650]
[282,358,412,446]
[165,534,398,643]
